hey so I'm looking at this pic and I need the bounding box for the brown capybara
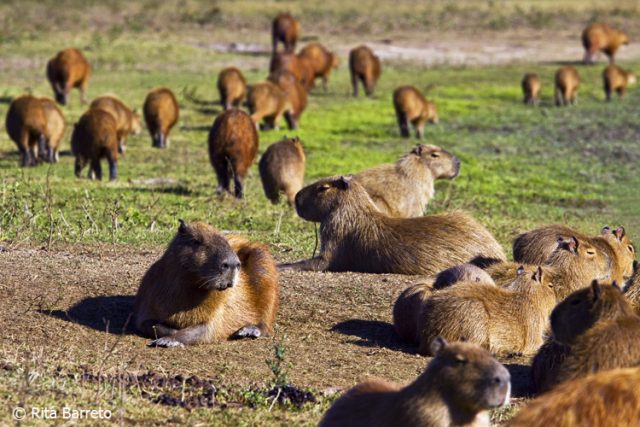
[554,67,579,106]
[355,144,460,218]
[39,97,65,163]
[433,263,496,289]
[268,70,307,129]
[625,261,640,315]
[269,53,314,90]
[90,95,141,154]
[208,109,258,199]
[247,81,294,130]
[134,220,279,347]
[271,13,300,55]
[392,86,438,139]
[582,23,629,64]
[393,283,433,344]
[349,45,381,97]
[281,176,506,274]
[603,64,636,100]
[217,67,247,110]
[258,137,305,205]
[298,42,339,91]
[5,95,48,167]
[71,108,119,181]
[46,48,91,105]
[521,73,541,106]
[143,87,179,148]
[319,338,510,427]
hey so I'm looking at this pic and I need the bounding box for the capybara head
[433,263,495,289]
[54,89,67,106]
[411,144,460,179]
[295,175,368,222]
[547,236,609,278]
[602,225,636,278]
[511,264,554,291]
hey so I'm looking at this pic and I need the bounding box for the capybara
[134,220,279,347]
[521,73,541,106]
[393,283,433,344]
[271,13,300,55]
[355,144,460,218]
[392,86,438,138]
[582,23,629,64]
[39,97,65,163]
[319,338,510,427]
[268,70,307,129]
[258,137,305,205]
[217,67,247,110]
[143,87,179,148]
[281,176,506,274]
[208,109,258,198]
[71,108,119,181]
[555,66,579,106]
[46,48,91,105]
[603,64,636,100]
[349,45,381,97]
[433,263,496,290]
[269,53,314,90]
[90,95,141,154]
[247,81,294,130]
[298,42,339,91]
[5,95,48,167]
[625,262,640,315]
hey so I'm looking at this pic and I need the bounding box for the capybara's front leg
[90,158,102,180]
[148,323,209,348]
[231,325,263,339]
[108,159,118,181]
[351,73,359,97]
[278,256,329,272]
[233,175,244,199]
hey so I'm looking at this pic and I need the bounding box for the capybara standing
[143,87,179,148]
[217,67,247,110]
[298,42,339,91]
[319,338,510,427]
[134,220,279,347]
[268,70,307,129]
[39,97,65,163]
[349,45,381,97]
[582,23,629,64]
[259,137,305,205]
[90,95,141,154]
[269,53,314,90]
[555,66,580,106]
[393,86,438,138]
[46,48,91,105]
[208,109,258,198]
[71,108,119,181]
[271,13,300,55]
[603,64,636,100]
[521,73,541,106]
[5,95,48,167]
[247,81,294,130]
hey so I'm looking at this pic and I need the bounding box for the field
[1,0,640,425]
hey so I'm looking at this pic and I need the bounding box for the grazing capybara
[46,48,91,105]
[143,87,179,148]
[268,70,307,129]
[5,95,48,167]
[319,338,510,427]
[555,66,579,106]
[71,108,119,181]
[521,73,541,106]
[247,81,294,130]
[349,45,381,97]
[298,42,339,91]
[603,64,636,100]
[258,137,305,205]
[433,263,496,289]
[582,23,629,64]
[392,86,438,139]
[355,144,460,218]
[39,97,65,163]
[134,220,279,347]
[90,95,141,154]
[269,53,314,90]
[281,176,506,274]
[217,67,247,110]
[271,13,300,55]
[208,110,258,198]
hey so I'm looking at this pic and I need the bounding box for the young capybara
[268,70,307,129]
[208,109,258,198]
[298,42,339,91]
[603,64,636,100]
[349,45,381,97]
[269,53,314,90]
[281,176,506,274]
[46,48,91,105]
[5,95,48,167]
[393,86,438,139]
[355,144,460,218]
[39,97,65,163]
[521,73,541,106]
[143,87,179,148]
[134,220,279,347]
[582,22,629,64]
[71,108,119,181]
[90,95,141,154]
[319,338,510,427]
[247,81,294,130]
[258,137,305,205]
[271,13,300,55]
[555,66,579,106]
[217,67,247,110]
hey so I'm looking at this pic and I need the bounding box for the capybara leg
[604,84,612,101]
[396,111,409,138]
[147,323,209,348]
[284,111,297,130]
[365,79,374,97]
[322,76,328,92]
[48,147,55,163]
[108,159,118,182]
[215,166,230,195]
[571,91,578,106]
[75,157,84,178]
[80,85,88,104]
[118,138,126,154]
[351,73,359,97]
[28,147,38,166]
[233,175,244,199]
[416,123,425,140]
[555,89,562,107]
[230,325,262,339]
[139,320,177,339]
[37,134,47,163]
[272,38,278,56]
[617,87,626,99]
[278,256,329,272]
[19,148,29,167]
[91,159,102,181]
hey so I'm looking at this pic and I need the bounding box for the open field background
[1,0,640,425]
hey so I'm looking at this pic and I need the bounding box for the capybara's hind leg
[233,174,244,199]
[555,88,563,107]
[90,158,102,180]
[148,324,209,348]
[107,158,118,181]
[284,111,297,130]
[351,72,359,97]
[396,110,410,138]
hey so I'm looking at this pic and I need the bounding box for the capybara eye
[221,262,229,269]
[318,185,330,193]
[586,250,595,256]
[628,245,634,253]
[430,153,440,158]
[454,355,468,365]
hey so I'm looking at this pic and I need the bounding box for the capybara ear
[430,336,448,355]
[558,236,579,253]
[611,280,622,291]
[601,225,612,235]
[335,176,352,190]
[533,266,543,283]
[178,219,188,234]
[614,226,626,241]
[516,265,525,276]
[411,144,425,156]
[591,280,602,301]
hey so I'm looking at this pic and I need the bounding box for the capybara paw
[232,325,262,339]
[147,337,185,348]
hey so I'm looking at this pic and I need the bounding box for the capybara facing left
[143,87,179,148]
[555,66,580,106]
[349,45,381,97]
[5,95,48,167]
[521,73,541,105]
[393,86,438,139]
[71,108,119,181]
[208,109,258,198]
[259,137,305,205]
[271,13,300,55]
[46,48,91,105]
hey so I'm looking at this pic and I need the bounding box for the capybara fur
[208,109,258,199]
[39,97,65,163]
[90,95,141,154]
[554,66,579,106]
[143,87,179,149]
[393,283,433,344]
[247,81,294,130]
[582,23,629,64]
[624,262,640,315]
[355,144,460,218]
[269,53,314,90]
[320,338,510,427]
[217,67,247,110]
[393,86,438,139]
[433,264,496,290]
[271,13,300,55]
[268,70,307,129]
[521,73,541,106]
[298,42,339,91]
[46,48,91,106]
[282,175,506,274]
[71,108,119,181]
[5,95,48,167]
[258,137,305,205]
[349,45,381,97]
[603,64,636,100]
[134,221,278,347]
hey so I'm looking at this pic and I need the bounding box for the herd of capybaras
[4,12,640,427]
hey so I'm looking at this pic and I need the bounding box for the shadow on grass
[539,60,586,66]
[331,319,416,354]
[0,96,13,104]
[181,125,212,132]
[131,185,193,196]
[196,107,221,115]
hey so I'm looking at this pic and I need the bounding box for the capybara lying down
[71,108,119,181]
[349,45,381,97]
[298,42,339,91]
[46,48,91,105]
[208,109,258,198]
[433,263,496,289]
[603,64,636,100]
[247,81,294,130]
[319,338,510,427]
[268,70,307,129]
[393,86,438,138]
[90,95,141,154]
[217,67,247,110]
[5,95,48,167]
[555,66,579,106]
[143,87,179,148]
[134,220,279,347]
[259,137,305,206]
[355,144,460,218]
[39,97,65,163]
[582,22,629,64]
[271,13,300,55]
[521,73,541,106]
[280,176,506,274]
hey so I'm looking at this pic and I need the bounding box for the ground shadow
[130,185,193,196]
[539,60,586,66]
[196,107,221,115]
[181,125,211,132]
[331,319,416,354]
[503,363,532,398]
[0,96,13,104]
